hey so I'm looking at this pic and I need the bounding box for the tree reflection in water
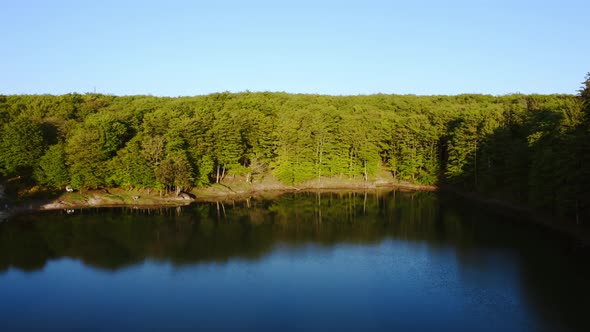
[0,190,588,331]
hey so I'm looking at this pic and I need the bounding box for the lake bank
[0,177,436,217]
[440,187,590,247]
[2,178,588,247]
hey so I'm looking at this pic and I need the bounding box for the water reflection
[0,191,460,271]
[0,190,588,331]
[0,191,584,270]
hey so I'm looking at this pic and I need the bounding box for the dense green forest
[1,74,589,223]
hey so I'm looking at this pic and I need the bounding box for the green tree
[108,136,158,189]
[34,143,69,188]
[0,116,45,177]
[65,113,128,190]
[210,109,244,183]
[155,151,193,194]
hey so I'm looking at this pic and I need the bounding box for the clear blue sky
[0,0,588,96]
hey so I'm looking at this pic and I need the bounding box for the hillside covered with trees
[1,74,589,224]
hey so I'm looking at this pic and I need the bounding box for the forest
[1,74,589,224]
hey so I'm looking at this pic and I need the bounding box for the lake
[0,190,588,331]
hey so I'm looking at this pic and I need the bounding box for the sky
[0,0,588,96]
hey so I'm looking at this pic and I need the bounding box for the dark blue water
[0,191,588,331]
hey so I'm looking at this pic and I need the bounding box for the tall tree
[0,116,45,177]
[65,113,128,190]
[34,142,69,188]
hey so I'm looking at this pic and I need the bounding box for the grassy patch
[64,192,86,201]
[102,193,124,202]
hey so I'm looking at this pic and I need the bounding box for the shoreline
[2,180,588,246]
[0,180,435,217]
[192,182,437,202]
[440,187,590,246]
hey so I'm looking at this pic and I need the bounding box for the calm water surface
[0,191,588,331]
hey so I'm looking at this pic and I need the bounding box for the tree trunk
[317,137,324,183]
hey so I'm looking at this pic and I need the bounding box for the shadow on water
[0,190,589,331]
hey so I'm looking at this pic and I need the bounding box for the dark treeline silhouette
[1,74,589,223]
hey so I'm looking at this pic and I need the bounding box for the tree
[108,136,158,189]
[0,116,45,177]
[155,151,193,195]
[210,109,244,183]
[574,73,590,222]
[65,113,128,190]
[34,143,69,188]
[272,108,317,184]
[65,128,107,190]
